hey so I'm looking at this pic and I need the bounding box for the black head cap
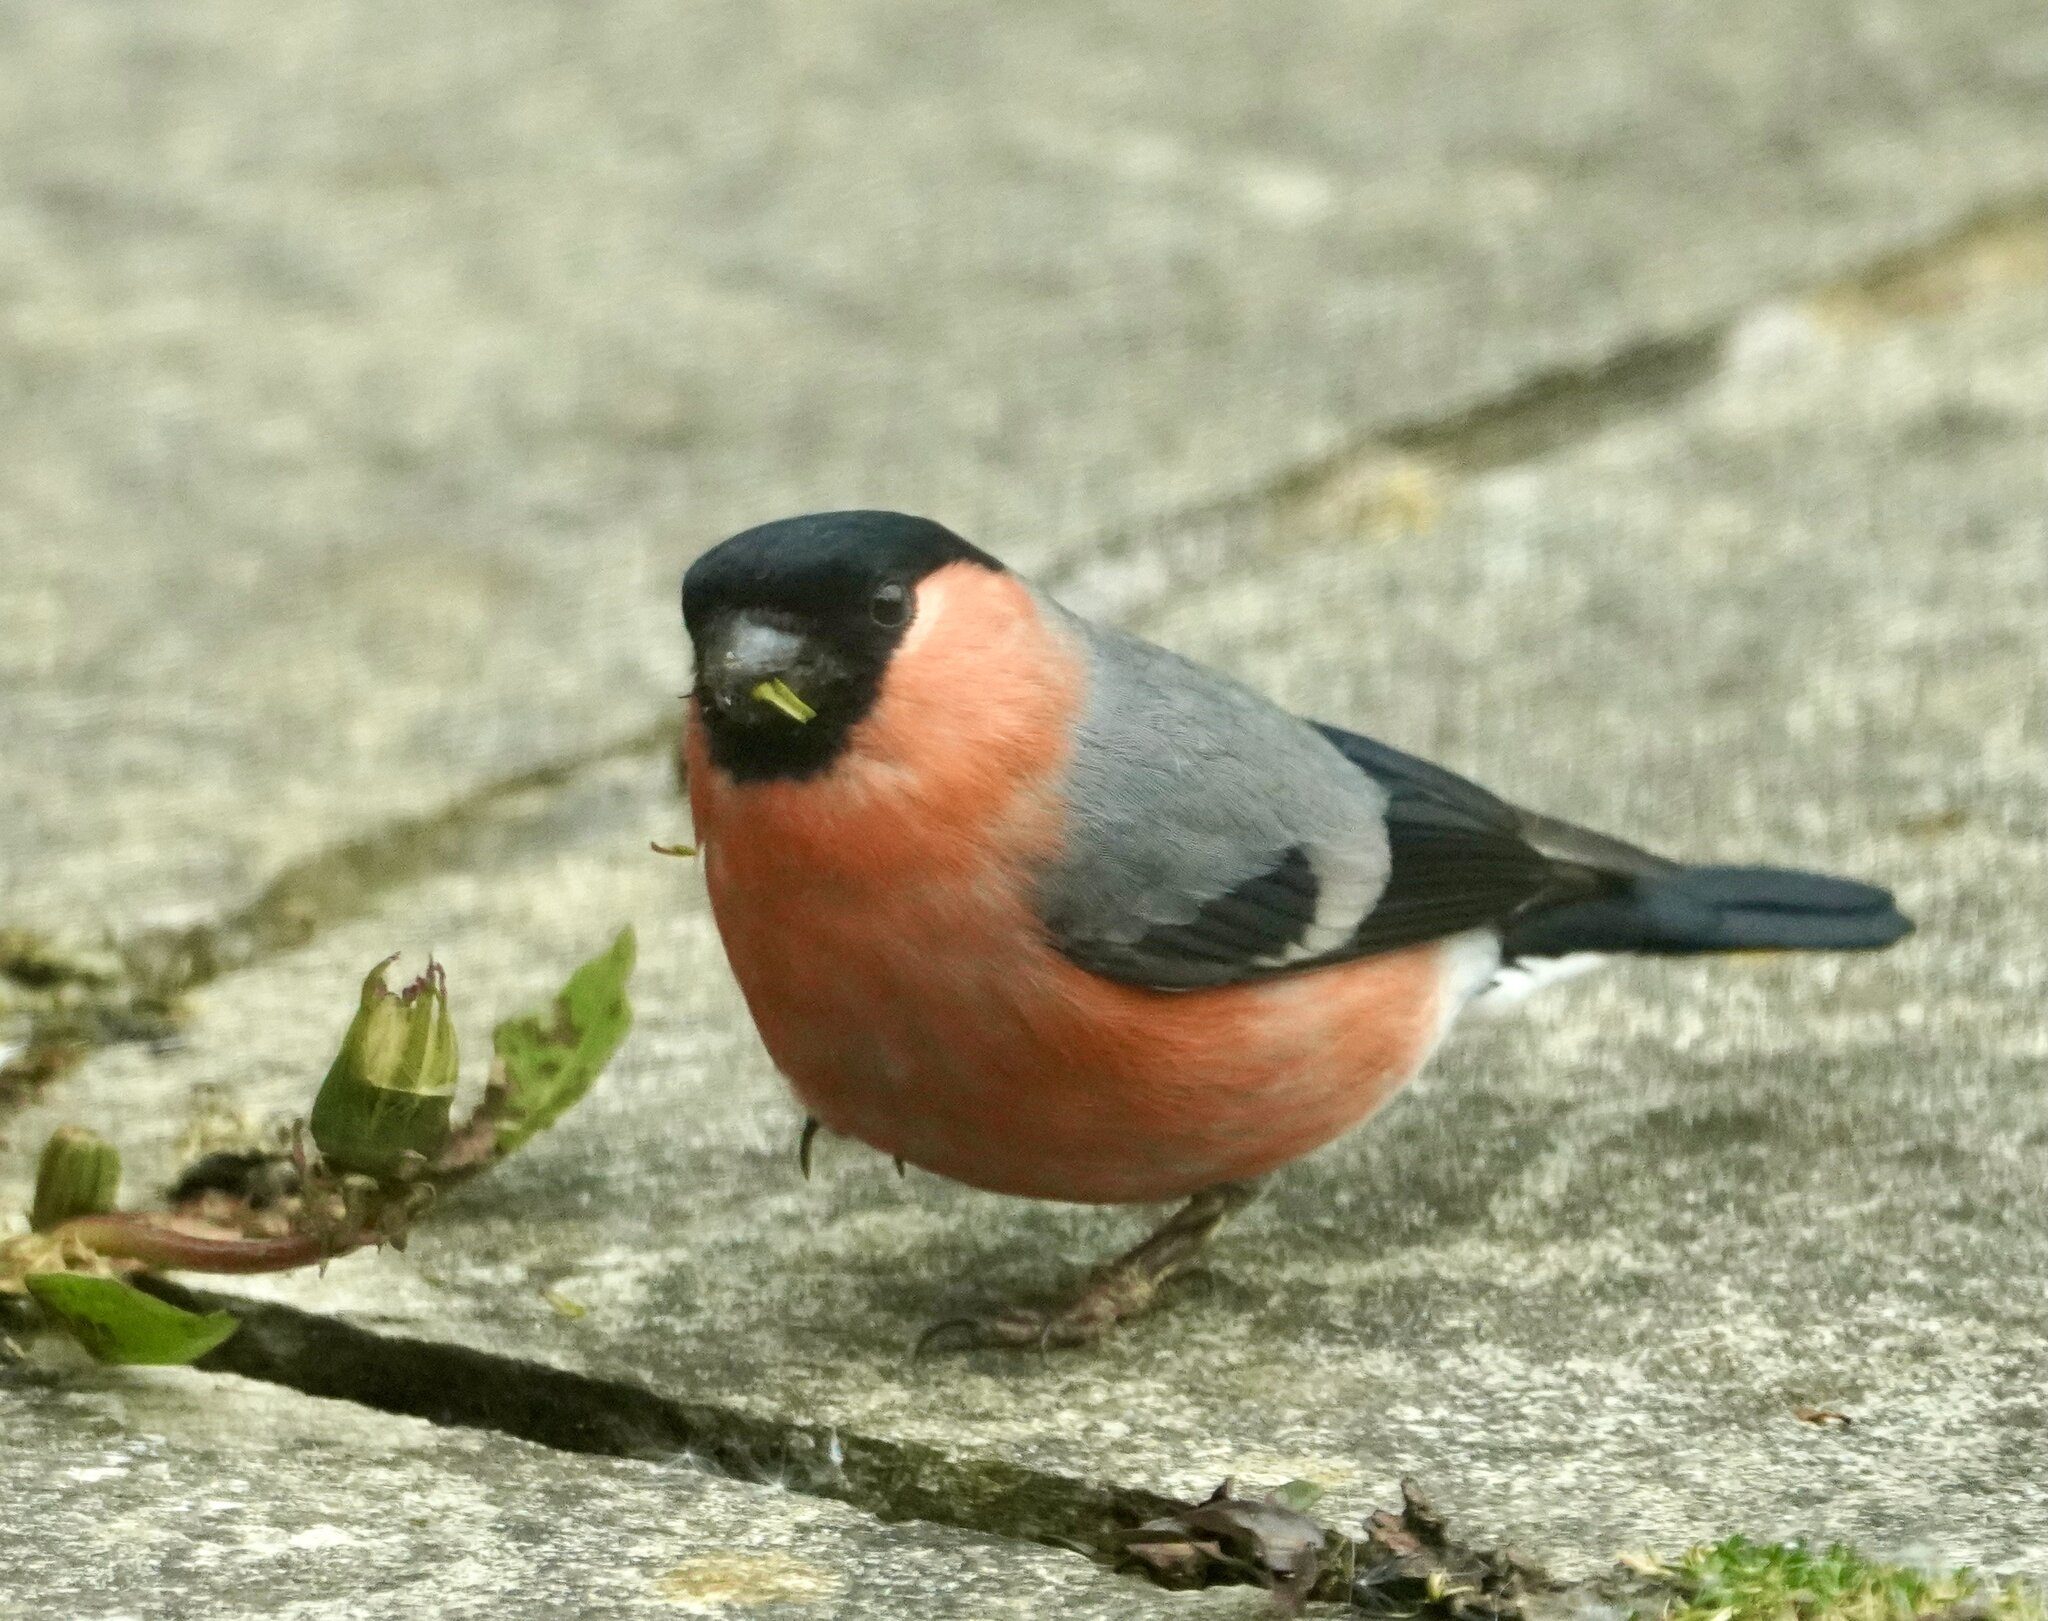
[682,511,1004,782]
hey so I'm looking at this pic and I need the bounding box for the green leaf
[1269,1480,1325,1515]
[490,927,636,1156]
[25,1274,238,1365]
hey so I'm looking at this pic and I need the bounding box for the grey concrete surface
[7,3,2047,1611]
[0,1370,1260,1620]
[6,268,2042,1587]
[4,0,2047,938]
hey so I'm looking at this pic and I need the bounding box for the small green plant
[1,928,635,1365]
[1626,1537,2042,1621]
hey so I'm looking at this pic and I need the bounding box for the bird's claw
[912,1295,1125,1360]
[913,1314,1009,1360]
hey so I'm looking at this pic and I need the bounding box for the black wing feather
[1311,723,1583,955]
[1062,845,1321,984]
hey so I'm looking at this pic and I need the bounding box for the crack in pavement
[137,1279,1553,1609]
[1044,193,2047,623]
[1,718,679,1105]
[120,718,681,996]
[141,1278,1214,1592]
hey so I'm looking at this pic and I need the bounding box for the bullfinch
[679,510,1911,1350]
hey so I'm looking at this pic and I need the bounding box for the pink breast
[707,836,1446,1202]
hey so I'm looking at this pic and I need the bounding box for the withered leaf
[1118,1479,1326,1613]
[1351,1479,1543,1621]
[1120,1534,1224,1588]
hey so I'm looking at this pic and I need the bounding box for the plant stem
[49,1213,364,1274]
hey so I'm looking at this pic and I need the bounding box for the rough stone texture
[3,0,2046,937]
[6,269,2042,1584]
[0,1370,1259,1620]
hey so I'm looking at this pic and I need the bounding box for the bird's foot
[913,1180,1260,1357]
[914,1268,1169,1354]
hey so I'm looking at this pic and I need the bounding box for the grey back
[1033,592,1394,989]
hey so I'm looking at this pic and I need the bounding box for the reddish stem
[50,1213,368,1274]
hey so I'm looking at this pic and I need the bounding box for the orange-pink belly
[681,565,1449,1205]
[705,851,1448,1205]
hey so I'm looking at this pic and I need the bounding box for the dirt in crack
[1045,191,2048,626]
[141,1279,1548,1611]
[144,1280,1188,1570]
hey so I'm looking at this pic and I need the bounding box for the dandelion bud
[30,1126,122,1232]
[309,957,458,1178]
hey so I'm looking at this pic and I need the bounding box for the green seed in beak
[752,678,815,723]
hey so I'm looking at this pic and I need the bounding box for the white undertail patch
[1434,930,1506,1043]
[1470,951,1611,1014]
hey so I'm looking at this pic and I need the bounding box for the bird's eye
[869,581,910,627]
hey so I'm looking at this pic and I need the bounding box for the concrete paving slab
[4,0,2046,938]
[0,1369,1260,1620]
[6,276,2041,1580]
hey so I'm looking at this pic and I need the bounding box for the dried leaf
[1898,807,1968,838]
[1351,1478,1544,1620]
[1119,1480,1325,1612]
[167,1148,301,1212]
[1120,1534,1224,1588]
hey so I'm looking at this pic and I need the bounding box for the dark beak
[698,612,815,722]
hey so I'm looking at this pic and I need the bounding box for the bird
[678,509,1912,1352]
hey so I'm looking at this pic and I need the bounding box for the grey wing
[1034,600,1395,989]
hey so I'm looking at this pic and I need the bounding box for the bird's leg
[916,1180,1262,1355]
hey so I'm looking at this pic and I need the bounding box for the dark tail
[1504,864,1914,960]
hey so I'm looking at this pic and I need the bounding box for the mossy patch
[1625,1538,2042,1621]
